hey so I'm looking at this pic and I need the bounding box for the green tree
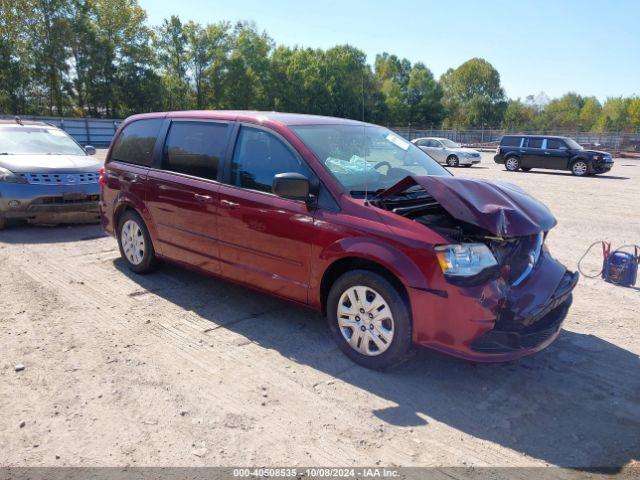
[156,15,192,110]
[595,97,631,132]
[184,21,229,109]
[406,63,443,125]
[539,93,584,130]
[223,21,272,110]
[628,97,640,131]
[31,0,74,114]
[579,96,602,131]
[439,58,506,127]
[503,99,536,131]
[0,0,37,114]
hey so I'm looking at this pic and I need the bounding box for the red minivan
[101,111,578,369]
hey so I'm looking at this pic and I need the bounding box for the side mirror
[272,172,311,202]
[85,145,97,156]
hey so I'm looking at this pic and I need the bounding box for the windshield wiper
[349,188,386,199]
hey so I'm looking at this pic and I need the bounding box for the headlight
[435,243,498,278]
[0,167,28,184]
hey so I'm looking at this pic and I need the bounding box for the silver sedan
[412,137,482,167]
[0,120,101,229]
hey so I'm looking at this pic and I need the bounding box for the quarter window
[162,121,228,179]
[501,136,523,147]
[231,127,312,194]
[110,119,163,166]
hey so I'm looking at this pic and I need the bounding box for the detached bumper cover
[471,270,579,353]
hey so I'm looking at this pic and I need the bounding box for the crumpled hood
[377,175,557,238]
[0,154,102,173]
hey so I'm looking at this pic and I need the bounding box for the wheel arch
[319,256,410,315]
[569,155,592,173]
[113,200,161,254]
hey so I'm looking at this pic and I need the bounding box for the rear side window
[500,136,523,147]
[527,138,544,148]
[231,126,313,194]
[162,121,229,179]
[546,138,566,149]
[110,119,163,166]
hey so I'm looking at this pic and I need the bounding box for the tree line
[2,0,639,132]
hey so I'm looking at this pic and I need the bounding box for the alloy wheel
[572,161,588,176]
[337,286,395,356]
[121,219,146,265]
[506,158,519,171]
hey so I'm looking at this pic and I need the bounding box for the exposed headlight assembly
[0,167,28,184]
[435,243,499,285]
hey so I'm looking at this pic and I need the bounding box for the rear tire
[327,270,412,370]
[505,156,520,171]
[117,210,157,274]
[0,215,6,230]
[446,155,459,167]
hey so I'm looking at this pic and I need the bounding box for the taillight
[99,167,105,188]
[496,146,501,154]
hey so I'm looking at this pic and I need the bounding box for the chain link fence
[393,126,640,153]
[0,114,121,147]
[3,114,640,153]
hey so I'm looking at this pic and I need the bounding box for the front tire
[505,156,520,171]
[571,160,589,176]
[117,210,157,274]
[327,270,412,370]
[446,155,459,167]
[0,215,6,230]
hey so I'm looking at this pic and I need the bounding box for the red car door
[145,120,231,275]
[217,125,316,303]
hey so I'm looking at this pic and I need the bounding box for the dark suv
[494,135,614,176]
[101,111,577,369]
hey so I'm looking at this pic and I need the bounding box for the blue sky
[139,0,640,101]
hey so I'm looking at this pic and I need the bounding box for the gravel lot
[1,151,639,470]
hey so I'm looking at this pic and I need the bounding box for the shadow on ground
[522,171,629,180]
[114,258,640,471]
[0,223,105,244]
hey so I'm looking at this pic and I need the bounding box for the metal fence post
[85,118,91,145]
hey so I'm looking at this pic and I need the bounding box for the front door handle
[194,193,213,202]
[220,199,239,209]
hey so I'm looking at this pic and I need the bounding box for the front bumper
[593,160,614,173]
[0,182,100,224]
[409,251,579,362]
[460,156,481,165]
[470,270,578,354]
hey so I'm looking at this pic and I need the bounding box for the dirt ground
[1,151,639,470]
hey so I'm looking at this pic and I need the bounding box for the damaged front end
[374,175,578,357]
